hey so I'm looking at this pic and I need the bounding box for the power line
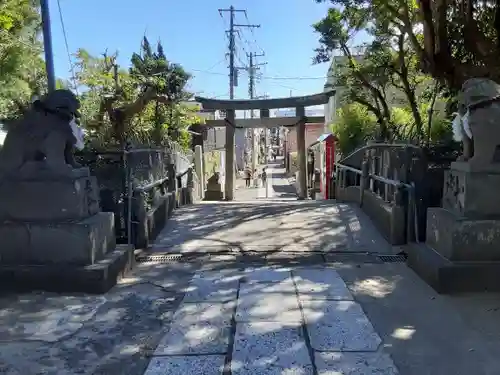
[188,68,329,81]
[56,0,79,94]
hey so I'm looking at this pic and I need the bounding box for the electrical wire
[243,12,264,55]
[204,58,227,72]
[188,68,330,81]
[56,0,79,94]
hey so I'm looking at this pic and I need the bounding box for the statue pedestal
[0,167,133,294]
[407,162,500,293]
[204,173,224,201]
[0,167,100,222]
[442,162,500,219]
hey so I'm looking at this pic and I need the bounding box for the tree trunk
[396,35,424,140]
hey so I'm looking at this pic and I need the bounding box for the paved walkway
[144,266,398,374]
[234,160,296,201]
[2,172,500,374]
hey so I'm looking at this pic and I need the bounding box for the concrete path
[2,172,500,374]
[234,160,297,201]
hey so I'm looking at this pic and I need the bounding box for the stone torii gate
[195,91,335,200]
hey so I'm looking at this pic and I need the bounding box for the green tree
[316,0,500,89]
[331,103,377,155]
[0,0,45,121]
[403,0,500,89]
[75,37,193,147]
[314,1,441,142]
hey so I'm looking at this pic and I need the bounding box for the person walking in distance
[244,166,251,188]
[261,167,267,187]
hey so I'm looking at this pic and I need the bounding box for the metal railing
[336,160,419,243]
[77,142,196,248]
[123,146,196,248]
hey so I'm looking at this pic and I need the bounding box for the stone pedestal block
[442,162,500,219]
[204,181,224,201]
[204,190,224,201]
[409,162,500,293]
[0,173,100,221]
[0,212,115,266]
[427,207,500,261]
[0,244,134,294]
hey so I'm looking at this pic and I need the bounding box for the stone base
[0,244,134,294]
[0,212,115,266]
[0,170,100,221]
[204,190,224,201]
[427,207,500,261]
[443,162,500,218]
[406,242,500,294]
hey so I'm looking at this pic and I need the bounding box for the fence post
[359,159,369,206]
[124,148,133,247]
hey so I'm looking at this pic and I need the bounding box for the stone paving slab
[171,302,234,326]
[301,300,382,351]
[231,321,313,375]
[315,352,399,375]
[192,269,243,282]
[236,292,302,323]
[154,322,231,355]
[293,268,354,301]
[239,279,297,295]
[242,266,292,283]
[182,276,239,303]
[144,355,225,375]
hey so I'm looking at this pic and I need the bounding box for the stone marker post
[194,145,204,196]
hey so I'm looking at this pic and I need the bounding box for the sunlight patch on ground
[391,326,416,340]
[351,276,396,298]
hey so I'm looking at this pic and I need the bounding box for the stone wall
[336,185,406,245]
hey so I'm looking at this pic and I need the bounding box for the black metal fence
[75,142,196,247]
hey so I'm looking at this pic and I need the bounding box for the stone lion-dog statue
[0,89,85,178]
[452,78,500,165]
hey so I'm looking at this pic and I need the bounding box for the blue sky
[48,0,332,101]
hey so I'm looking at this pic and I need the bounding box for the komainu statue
[0,89,85,178]
[452,78,500,165]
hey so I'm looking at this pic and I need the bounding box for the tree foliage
[314,0,450,144]
[74,37,195,147]
[331,103,377,155]
[0,0,45,122]
[317,0,500,90]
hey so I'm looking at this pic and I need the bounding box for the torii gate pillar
[261,109,270,163]
[296,106,307,200]
[225,109,235,201]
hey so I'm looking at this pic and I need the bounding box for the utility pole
[247,52,266,173]
[40,0,56,92]
[218,6,260,99]
[219,7,260,188]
